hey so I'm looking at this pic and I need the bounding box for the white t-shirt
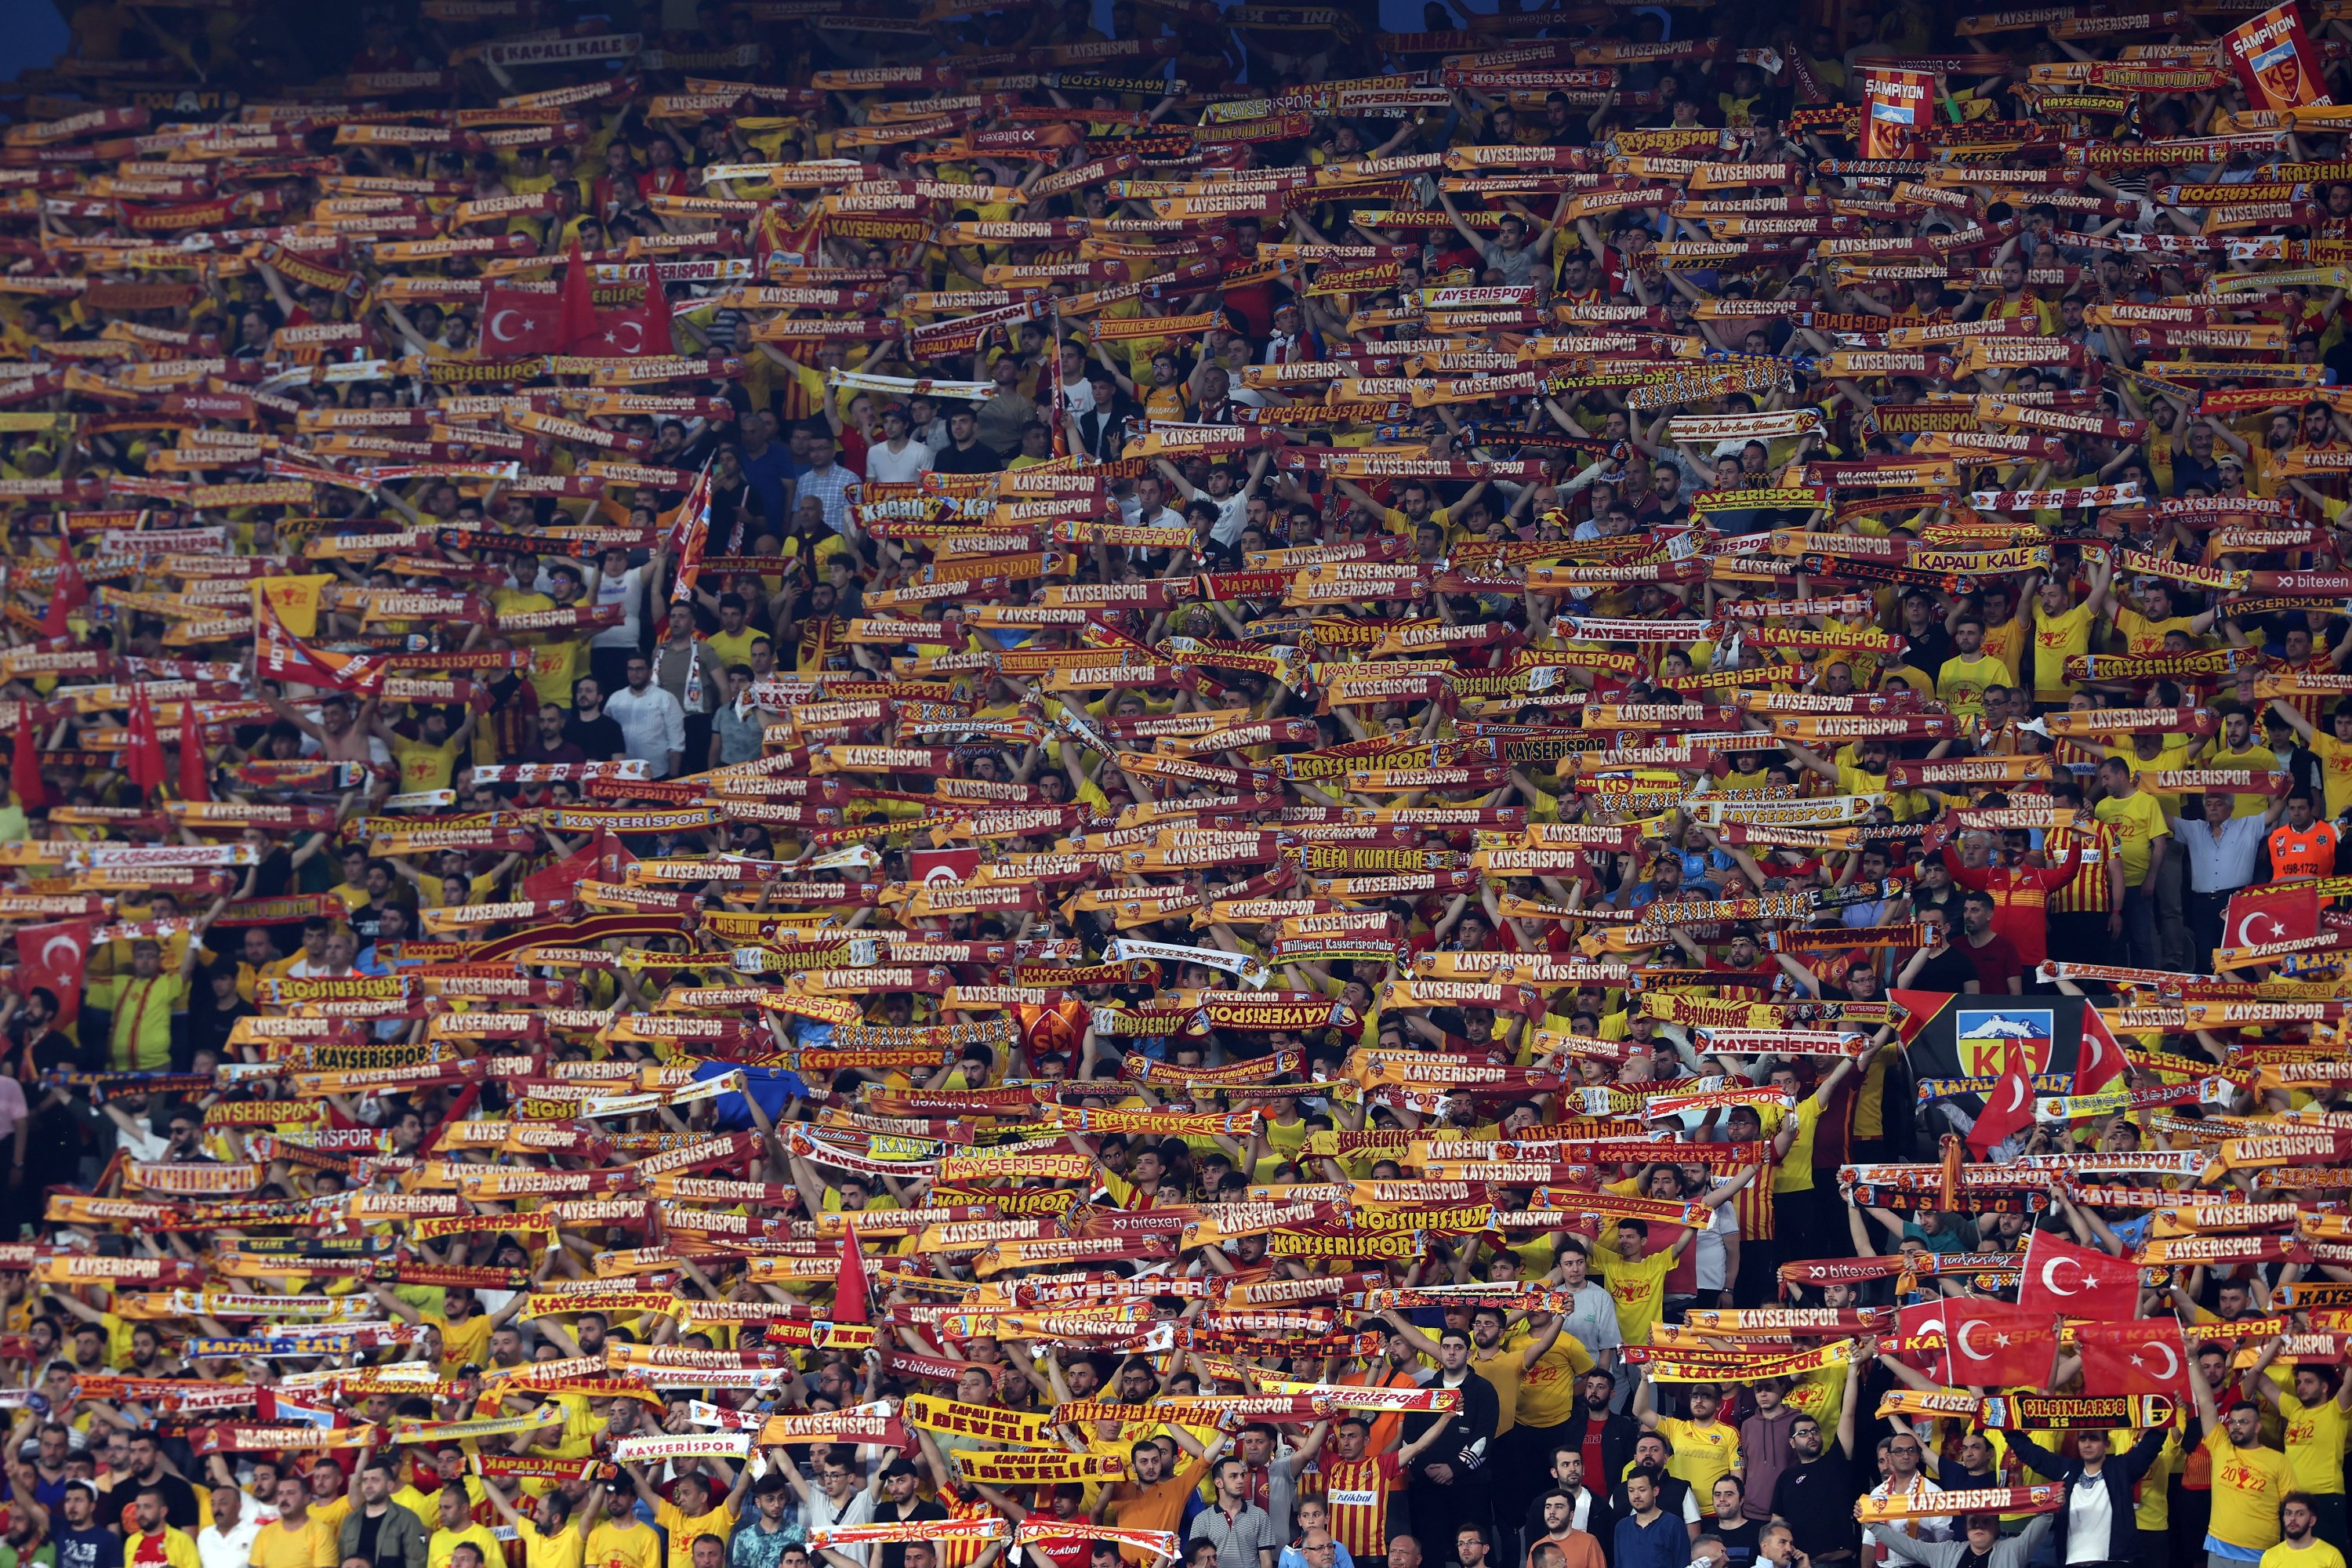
[2064,1474,2114,1563]
[585,564,645,649]
[1059,377,1097,416]
[1209,492,1250,547]
[865,439,934,485]
[1692,1203,1740,1294]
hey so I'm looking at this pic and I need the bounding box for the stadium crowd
[0,11,2346,1568]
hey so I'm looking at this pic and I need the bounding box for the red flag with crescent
[833,1222,870,1325]
[40,556,86,640]
[479,284,566,355]
[2075,1319,2190,1399]
[11,704,47,812]
[2016,1229,2140,1322]
[1938,1301,2059,1389]
[2223,883,2318,952]
[1965,1040,2034,1156]
[2075,1003,2125,1094]
[16,919,93,1028]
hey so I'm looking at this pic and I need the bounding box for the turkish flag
[16,918,93,1028]
[2016,1229,2141,1321]
[2075,1319,2190,1398]
[554,236,598,350]
[2225,882,2319,950]
[912,848,979,886]
[40,556,86,639]
[833,1222,870,1325]
[573,291,672,358]
[2076,1002,2125,1094]
[11,705,46,812]
[177,719,210,804]
[478,284,564,355]
[124,686,165,798]
[1893,1298,1958,1376]
[1938,1300,2059,1388]
[1965,1040,2035,1156]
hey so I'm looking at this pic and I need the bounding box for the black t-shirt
[1769,1449,1857,1561]
[146,1472,201,1530]
[190,997,255,1061]
[1712,1518,1762,1568]
[930,439,1002,474]
[1912,945,1980,994]
[247,848,296,900]
[1902,623,1956,681]
[875,1500,948,1568]
[567,713,627,760]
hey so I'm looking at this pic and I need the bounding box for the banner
[2227,3,2332,111]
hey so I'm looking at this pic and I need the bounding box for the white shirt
[602,682,688,778]
[198,1515,262,1568]
[1059,377,1096,416]
[1208,491,1250,547]
[1692,1202,1740,1293]
[584,564,646,649]
[2064,1469,2114,1563]
[865,439,934,485]
[1864,1474,1950,1559]
[2167,811,2269,894]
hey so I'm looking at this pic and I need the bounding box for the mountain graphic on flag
[1957,1006,2054,1077]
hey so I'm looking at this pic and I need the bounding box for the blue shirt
[1614,1512,1686,1568]
[1279,1546,1355,1568]
[739,441,793,532]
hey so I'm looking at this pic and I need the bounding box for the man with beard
[2263,1496,2343,1568]
[1609,1437,1700,1543]
[1381,1305,1571,1515]
[1518,1455,1614,1568]
[1768,1370,1860,1568]
[1320,1413,1446,1568]
[1400,1332,1501,1568]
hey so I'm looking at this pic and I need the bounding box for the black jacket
[1522,1486,1620,1567]
[2002,1427,2170,1564]
[1555,1406,1642,1492]
[1403,1370,1502,1480]
[1609,1469,1694,1531]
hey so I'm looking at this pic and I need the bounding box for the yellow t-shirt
[250,1516,336,1568]
[518,1519,588,1568]
[2205,1426,2299,1552]
[2113,608,2201,656]
[705,628,760,669]
[393,735,464,796]
[310,1497,354,1541]
[2261,1543,2347,1568]
[430,1523,506,1568]
[2209,744,2283,819]
[586,1522,663,1568]
[2028,601,2094,698]
[1595,1245,1675,1345]
[429,1311,493,1372]
[652,1501,738,1568]
[1936,652,2015,717]
[1654,1417,1740,1499]
[1773,1093,1828,1193]
[2311,733,2352,821]
[1506,1330,1597,1428]
[2093,790,2171,886]
[2275,1383,2350,1494]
